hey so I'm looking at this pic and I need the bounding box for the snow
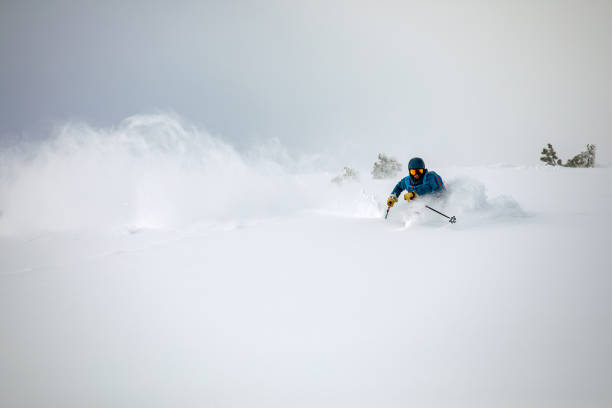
[1,116,611,407]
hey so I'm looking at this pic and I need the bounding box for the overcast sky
[1,0,611,166]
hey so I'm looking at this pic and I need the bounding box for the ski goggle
[410,168,424,176]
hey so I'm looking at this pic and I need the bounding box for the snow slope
[1,116,610,408]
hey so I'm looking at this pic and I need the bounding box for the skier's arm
[390,179,406,198]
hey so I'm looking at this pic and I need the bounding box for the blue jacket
[391,170,445,197]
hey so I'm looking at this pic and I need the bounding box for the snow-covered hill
[1,117,610,407]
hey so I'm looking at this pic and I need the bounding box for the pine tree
[540,144,562,166]
[371,153,402,179]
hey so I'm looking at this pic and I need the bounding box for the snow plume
[0,114,325,234]
[0,115,529,234]
[441,177,526,224]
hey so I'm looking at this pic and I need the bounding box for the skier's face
[410,168,424,180]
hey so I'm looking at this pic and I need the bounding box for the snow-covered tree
[540,143,562,166]
[371,153,402,179]
[331,166,359,184]
[565,144,596,168]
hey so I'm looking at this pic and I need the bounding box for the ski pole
[425,205,456,224]
[384,206,391,219]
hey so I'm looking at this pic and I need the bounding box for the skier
[386,157,445,208]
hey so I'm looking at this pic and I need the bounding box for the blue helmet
[408,157,426,170]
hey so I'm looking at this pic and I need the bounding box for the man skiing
[386,157,445,208]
